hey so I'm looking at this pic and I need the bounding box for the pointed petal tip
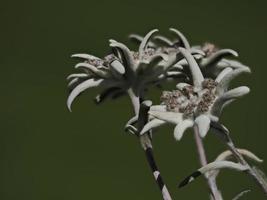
[229,49,239,57]
[241,86,250,94]
[174,130,183,141]
[109,39,117,43]
[128,34,135,38]
[67,101,73,112]
[244,67,252,73]
[71,54,79,58]
[138,29,159,55]
[195,115,211,138]
[174,134,183,141]
[150,28,159,32]
[230,86,250,96]
[66,79,103,114]
[71,54,88,58]
[140,119,165,135]
[217,49,239,57]
[174,120,194,141]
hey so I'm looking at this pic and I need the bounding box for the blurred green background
[1,0,267,199]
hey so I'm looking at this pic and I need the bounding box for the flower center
[161,79,218,116]
[132,48,156,60]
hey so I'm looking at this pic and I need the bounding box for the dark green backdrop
[1,0,267,199]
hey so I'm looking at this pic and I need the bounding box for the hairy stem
[194,126,223,200]
[128,93,172,200]
[140,134,173,200]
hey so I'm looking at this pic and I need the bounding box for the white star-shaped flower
[140,47,251,140]
[67,29,184,111]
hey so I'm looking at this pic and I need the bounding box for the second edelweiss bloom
[140,47,251,140]
[67,29,183,112]
[130,28,249,79]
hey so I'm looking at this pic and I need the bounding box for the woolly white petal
[179,47,204,88]
[67,79,104,111]
[220,86,250,101]
[218,67,251,91]
[139,29,159,57]
[217,59,249,70]
[169,28,190,49]
[195,115,211,138]
[150,105,167,112]
[140,119,166,135]
[110,60,125,75]
[201,49,238,67]
[75,62,97,69]
[148,110,183,124]
[198,161,248,174]
[109,41,135,70]
[215,149,263,163]
[71,53,101,60]
[212,86,250,116]
[125,124,138,135]
[75,63,109,78]
[66,73,88,80]
[128,34,143,42]
[129,34,156,47]
[174,119,194,141]
[166,71,183,76]
[67,78,79,87]
[125,115,138,127]
[215,67,233,82]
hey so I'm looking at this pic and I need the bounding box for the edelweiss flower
[140,47,251,140]
[130,28,248,78]
[67,29,183,112]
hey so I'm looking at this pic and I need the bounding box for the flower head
[130,28,249,79]
[140,47,251,140]
[67,29,184,111]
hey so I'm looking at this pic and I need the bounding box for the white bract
[140,47,251,140]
